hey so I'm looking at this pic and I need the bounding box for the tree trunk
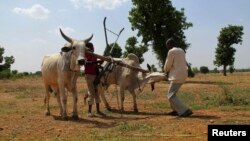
[223,65,227,76]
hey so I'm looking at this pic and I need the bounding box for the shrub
[192,67,199,74]
[229,66,235,74]
[12,70,18,75]
[212,68,219,73]
[0,70,11,79]
[200,66,209,74]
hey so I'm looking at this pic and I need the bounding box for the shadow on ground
[52,115,116,128]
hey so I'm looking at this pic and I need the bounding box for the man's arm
[164,51,174,73]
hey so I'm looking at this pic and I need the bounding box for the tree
[0,47,15,70]
[103,43,122,58]
[214,25,244,76]
[129,0,192,67]
[200,66,209,74]
[3,56,15,70]
[0,47,4,63]
[0,46,15,79]
[123,36,148,64]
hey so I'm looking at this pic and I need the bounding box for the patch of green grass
[0,101,17,114]
[219,105,250,112]
[222,119,250,125]
[179,92,195,103]
[10,131,17,140]
[87,128,113,141]
[234,87,250,94]
[202,93,222,109]
[49,137,64,141]
[15,94,29,99]
[190,104,204,110]
[178,90,227,110]
[34,138,49,141]
[138,92,157,100]
[116,121,153,133]
[243,105,250,110]
[218,85,250,106]
[13,87,41,99]
[149,101,169,109]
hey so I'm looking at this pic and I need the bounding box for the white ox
[96,53,167,112]
[41,28,93,119]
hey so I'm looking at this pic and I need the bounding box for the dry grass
[0,72,250,141]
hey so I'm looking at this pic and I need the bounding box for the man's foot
[179,109,193,117]
[87,113,95,118]
[166,111,178,116]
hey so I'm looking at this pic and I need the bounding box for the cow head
[59,28,93,69]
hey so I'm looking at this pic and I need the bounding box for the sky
[0,0,249,72]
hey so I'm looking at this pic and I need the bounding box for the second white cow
[95,53,167,112]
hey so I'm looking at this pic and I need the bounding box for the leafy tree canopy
[129,0,192,66]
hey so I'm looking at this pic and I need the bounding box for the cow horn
[59,28,73,43]
[84,34,93,43]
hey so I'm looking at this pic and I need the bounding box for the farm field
[0,72,250,141]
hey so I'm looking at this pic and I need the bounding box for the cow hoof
[72,115,79,120]
[134,109,139,113]
[45,111,51,116]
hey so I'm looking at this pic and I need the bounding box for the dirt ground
[0,73,250,141]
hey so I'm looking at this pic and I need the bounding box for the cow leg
[56,90,63,116]
[71,88,79,120]
[59,85,68,120]
[119,89,125,112]
[44,85,51,116]
[129,90,138,113]
[98,85,111,110]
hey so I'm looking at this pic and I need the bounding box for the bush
[0,70,11,79]
[192,67,199,74]
[23,72,29,76]
[200,66,209,74]
[229,66,235,74]
[212,68,219,73]
[187,65,195,77]
[34,71,42,76]
[12,70,18,75]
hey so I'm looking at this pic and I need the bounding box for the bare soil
[0,73,250,141]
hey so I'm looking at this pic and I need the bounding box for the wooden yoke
[85,50,150,73]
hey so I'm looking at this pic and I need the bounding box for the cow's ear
[61,47,72,52]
